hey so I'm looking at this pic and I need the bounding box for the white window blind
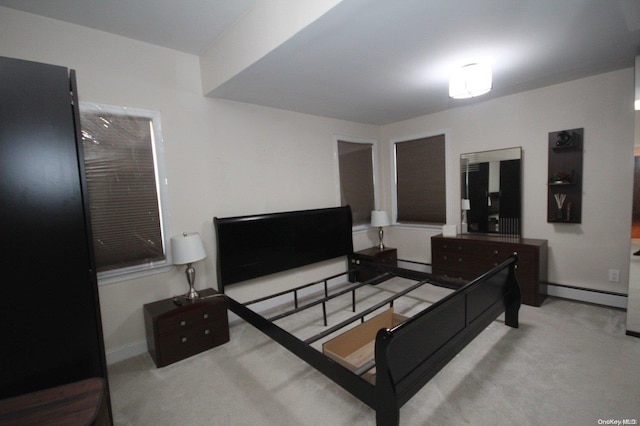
[80,104,169,277]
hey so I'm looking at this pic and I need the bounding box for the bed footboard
[374,254,520,426]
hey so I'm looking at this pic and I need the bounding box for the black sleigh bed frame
[214,206,521,426]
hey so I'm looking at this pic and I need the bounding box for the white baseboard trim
[106,340,148,365]
[398,259,429,272]
[547,285,627,309]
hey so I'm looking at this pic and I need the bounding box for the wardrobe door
[0,56,106,398]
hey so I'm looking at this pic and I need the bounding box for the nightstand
[144,288,229,367]
[349,247,398,283]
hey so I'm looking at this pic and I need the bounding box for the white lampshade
[449,63,492,99]
[171,232,206,265]
[461,199,471,211]
[371,210,391,227]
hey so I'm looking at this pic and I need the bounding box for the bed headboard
[213,206,353,292]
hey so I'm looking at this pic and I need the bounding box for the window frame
[334,135,380,230]
[390,130,451,228]
[79,102,173,285]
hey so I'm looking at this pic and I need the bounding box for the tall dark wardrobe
[0,56,111,418]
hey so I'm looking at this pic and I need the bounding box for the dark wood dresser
[144,288,230,367]
[431,234,548,306]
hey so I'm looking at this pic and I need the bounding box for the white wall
[200,0,343,95]
[0,7,380,361]
[380,69,636,296]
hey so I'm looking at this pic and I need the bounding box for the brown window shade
[80,111,165,272]
[338,141,375,226]
[395,134,446,224]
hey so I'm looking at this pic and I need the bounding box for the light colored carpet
[108,278,640,425]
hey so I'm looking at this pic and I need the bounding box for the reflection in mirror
[461,147,522,235]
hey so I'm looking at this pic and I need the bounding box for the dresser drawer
[432,266,474,281]
[433,238,516,261]
[431,235,547,307]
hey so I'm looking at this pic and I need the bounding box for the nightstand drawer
[350,247,397,283]
[156,303,226,336]
[156,323,230,366]
[375,253,397,265]
[144,289,230,368]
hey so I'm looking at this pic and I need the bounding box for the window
[336,138,377,226]
[393,133,446,225]
[80,103,171,283]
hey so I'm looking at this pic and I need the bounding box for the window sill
[97,264,173,286]
[351,224,371,233]
[392,222,444,230]
[353,223,445,233]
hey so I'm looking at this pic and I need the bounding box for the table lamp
[171,232,207,300]
[371,210,391,250]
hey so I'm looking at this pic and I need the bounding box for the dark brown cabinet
[547,128,583,223]
[431,234,548,306]
[144,289,230,367]
[349,247,398,282]
[0,56,111,419]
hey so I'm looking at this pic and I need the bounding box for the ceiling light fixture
[449,63,492,99]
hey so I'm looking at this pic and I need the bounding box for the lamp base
[377,227,385,250]
[185,286,200,300]
[184,263,200,300]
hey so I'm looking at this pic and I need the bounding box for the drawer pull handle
[180,320,186,326]
[204,329,210,335]
[203,313,209,319]
[494,250,498,255]
[443,256,447,261]
[181,337,187,343]
[458,258,462,262]
[457,246,462,251]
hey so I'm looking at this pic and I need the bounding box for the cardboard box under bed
[322,308,407,384]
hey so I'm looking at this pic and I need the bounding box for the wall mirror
[461,147,522,235]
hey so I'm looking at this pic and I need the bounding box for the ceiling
[2,0,640,125]
[0,0,256,54]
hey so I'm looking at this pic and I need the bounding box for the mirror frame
[461,147,522,236]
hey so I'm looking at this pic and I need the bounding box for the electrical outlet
[608,269,620,283]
